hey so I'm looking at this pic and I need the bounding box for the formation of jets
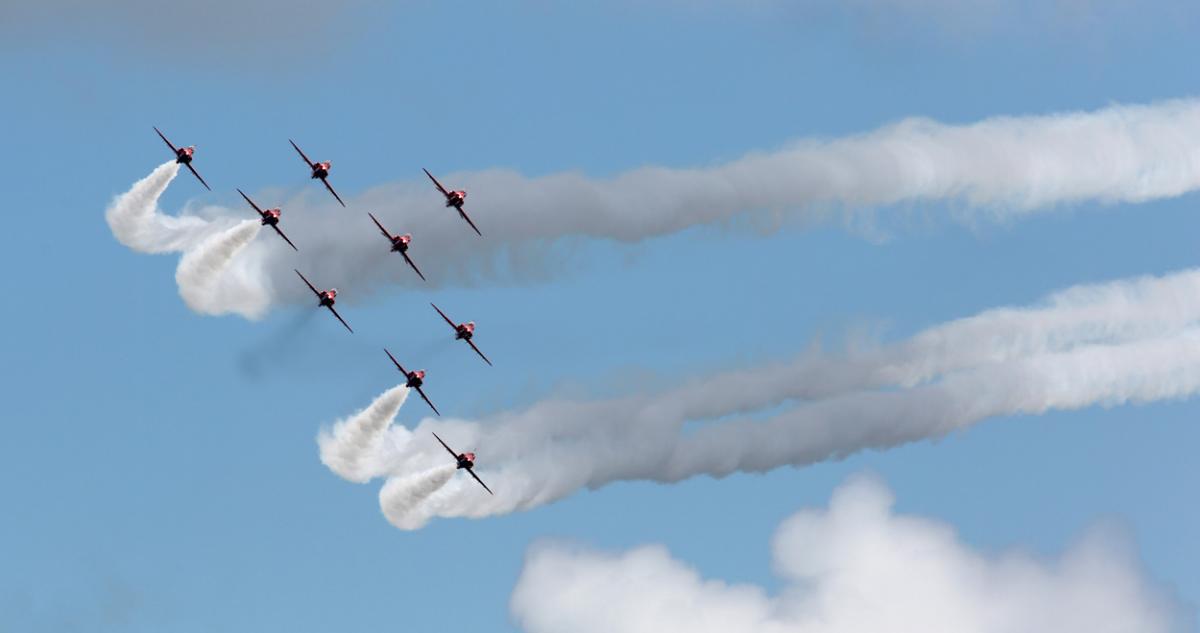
[154,127,495,496]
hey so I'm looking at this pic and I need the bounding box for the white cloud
[511,476,1185,633]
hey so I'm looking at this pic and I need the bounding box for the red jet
[368,212,426,282]
[295,269,353,333]
[432,431,493,495]
[290,139,345,207]
[423,168,481,236]
[431,303,492,366]
[154,127,210,191]
[384,348,440,416]
[238,189,298,251]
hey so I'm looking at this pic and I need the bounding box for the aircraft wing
[237,189,265,217]
[430,303,456,329]
[431,432,459,460]
[383,348,407,375]
[466,467,494,495]
[466,338,493,367]
[458,207,482,237]
[326,305,353,333]
[153,126,177,153]
[294,269,320,297]
[272,225,299,251]
[414,386,441,416]
[186,164,212,191]
[367,212,393,240]
[422,168,449,196]
[321,177,346,208]
[402,252,427,282]
[289,139,316,168]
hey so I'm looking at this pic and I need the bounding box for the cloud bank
[319,267,1200,528]
[510,476,1185,633]
[0,0,377,64]
[110,98,1200,319]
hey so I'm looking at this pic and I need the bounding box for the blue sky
[3,1,1200,630]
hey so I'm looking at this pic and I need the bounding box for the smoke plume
[379,465,455,530]
[175,220,262,315]
[319,267,1200,528]
[111,98,1200,318]
[318,386,410,483]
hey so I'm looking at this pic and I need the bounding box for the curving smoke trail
[318,386,410,483]
[112,98,1200,319]
[320,267,1200,529]
[175,220,262,315]
[106,162,208,253]
[105,162,281,318]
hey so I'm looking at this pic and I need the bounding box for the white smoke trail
[113,98,1200,318]
[105,162,208,253]
[175,220,262,315]
[105,162,280,318]
[320,267,1200,528]
[318,386,410,483]
[379,465,455,530]
[669,267,1200,421]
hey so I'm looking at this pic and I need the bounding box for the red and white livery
[238,189,298,251]
[295,269,353,333]
[384,348,440,416]
[290,139,345,207]
[154,126,210,191]
[423,168,481,236]
[368,212,426,281]
[431,303,492,366]
[432,431,493,495]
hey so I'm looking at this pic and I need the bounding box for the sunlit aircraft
[432,431,493,495]
[368,212,425,281]
[431,303,491,366]
[422,168,481,236]
[295,269,352,333]
[384,348,439,416]
[290,139,345,207]
[154,127,210,191]
[238,189,297,251]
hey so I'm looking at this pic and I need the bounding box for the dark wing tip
[324,179,346,207]
[383,348,405,373]
[275,227,299,251]
[404,254,427,282]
